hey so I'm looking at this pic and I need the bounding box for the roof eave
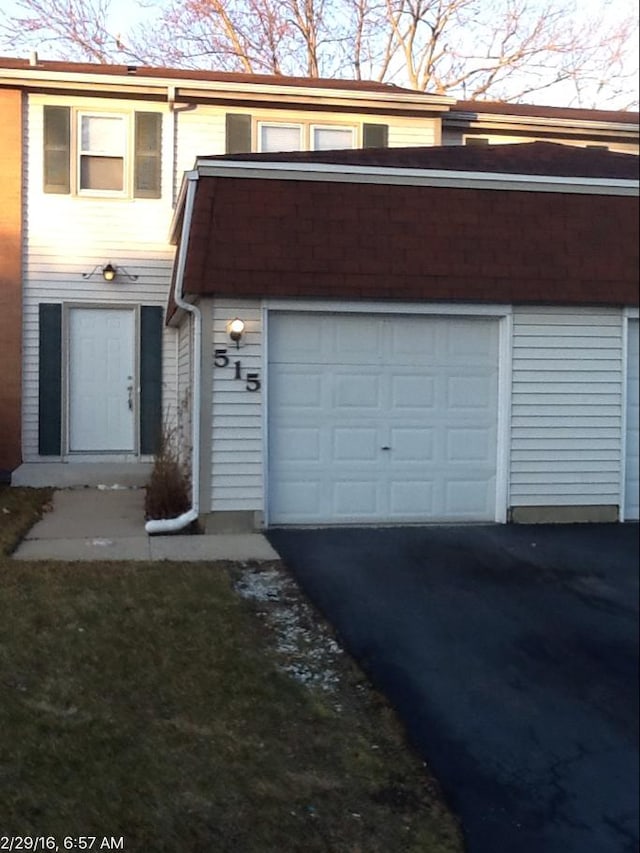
[193,158,640,196]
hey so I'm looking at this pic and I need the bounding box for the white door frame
[262,299,513,526]
[63,303,140,458]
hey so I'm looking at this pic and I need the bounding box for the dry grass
[0,486,53,555]
[0,489,463,853]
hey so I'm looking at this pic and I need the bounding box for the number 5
[214,348,229,368]
[246,373,261,392]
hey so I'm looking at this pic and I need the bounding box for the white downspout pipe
[146,172,201,535]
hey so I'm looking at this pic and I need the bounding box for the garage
[267,312,500,525]
[625,318,639,520]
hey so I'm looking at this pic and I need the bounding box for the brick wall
[0,89,23,475]
[183,176,639,306]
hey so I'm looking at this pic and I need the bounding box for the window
[226,113,387,154]
[79,114,126,192]
[257,121,356,153]
[259,123,303,152]
[43,106,162,198]
[312,126,354,150]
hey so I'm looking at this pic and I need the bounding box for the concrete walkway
[12,488,278,562]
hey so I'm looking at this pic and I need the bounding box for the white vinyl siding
[210,299,263,512]
[510,307,623,508]
[23,95,178,460]
[388,117,439,148]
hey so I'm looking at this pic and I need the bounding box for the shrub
[145,421,191,522]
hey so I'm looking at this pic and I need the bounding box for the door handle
[127,384,133,411]
[381,446,391,450]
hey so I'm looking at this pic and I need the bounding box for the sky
[1,0,638,108]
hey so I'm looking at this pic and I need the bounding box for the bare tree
[0,0,637,108]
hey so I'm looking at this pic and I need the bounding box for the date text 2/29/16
[0,838,125,851]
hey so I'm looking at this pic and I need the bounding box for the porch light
[81,263,139,282]
[102,263,116,282]
[227,317,246,348]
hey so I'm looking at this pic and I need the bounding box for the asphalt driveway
[267,523,639,853]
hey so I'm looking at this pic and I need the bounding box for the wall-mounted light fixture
[82,263,139,282]
[227,317,246,348]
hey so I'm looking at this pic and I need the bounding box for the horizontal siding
[210,298,263,512]
[510,307,623,507]
[23,95,178,460]
[388,118,437,148]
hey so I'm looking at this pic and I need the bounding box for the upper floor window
[259,123,303,152]
[79,114,126,193]
[312,126,355,150]
[226,113,388,155]
[257,121,356,153]
[43,106,162,199]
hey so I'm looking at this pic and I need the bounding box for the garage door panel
[390,374,435,409]
[445,478,496,517]
[334,316,382,363]
[447,428,492,462]
[334,372,383,409]
[333,428,378,461]
[447,374,496,409]
[272,479,322,519]
[390,427,435,461]
[389,321,438,363]
[390,481,434,515]
[271,367,324,409]
[274,427,321,461]
[445,320,498,358]
[268,313,500,524]
[333,480,380,516]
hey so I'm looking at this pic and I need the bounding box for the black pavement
[267,523,639,853]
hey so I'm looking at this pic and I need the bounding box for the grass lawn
[0,488,463,852]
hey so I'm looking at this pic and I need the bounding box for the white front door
[268,312,500,524]
[625,319,639,520]
[69,307,135,452]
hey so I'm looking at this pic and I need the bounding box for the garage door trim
[621,310,640,521]
[262,301,512,526]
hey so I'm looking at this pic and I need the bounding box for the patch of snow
[234,565,345,693]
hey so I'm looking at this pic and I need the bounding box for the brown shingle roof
[0,55,416,94]
[451,99,639,126]
[200,141,640,179]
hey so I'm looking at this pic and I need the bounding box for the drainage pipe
[146,172,201,535]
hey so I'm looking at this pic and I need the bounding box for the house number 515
[214,348,261,392]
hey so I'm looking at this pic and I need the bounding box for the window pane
[260,124,302,152]
[80,155,124,190]
[81,115,124,154]
[313,127,353,150]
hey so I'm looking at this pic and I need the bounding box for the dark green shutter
[140,306,163,454]
[38,304,62,455]
[362,123,388,148]
[225,113,252,154]
[134,112,162,198]
[43,106,71,194]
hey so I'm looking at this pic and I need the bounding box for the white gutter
[194,158,639,196]
[145,172,201,535]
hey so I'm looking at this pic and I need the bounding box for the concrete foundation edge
[510,505,619,524]
[203,510,264,533]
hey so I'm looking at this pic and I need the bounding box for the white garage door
[268,312,500,524]
[625,319,639,520]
